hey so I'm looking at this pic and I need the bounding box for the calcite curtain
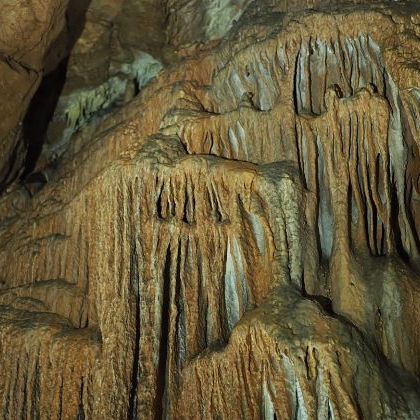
[0,0,419,418]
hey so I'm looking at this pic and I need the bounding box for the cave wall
[0,0,419,419]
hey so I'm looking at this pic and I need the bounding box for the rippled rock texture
[0,0,419,419]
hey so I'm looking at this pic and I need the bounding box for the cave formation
[0,0,419,418]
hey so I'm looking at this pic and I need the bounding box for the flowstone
[0,1,419,419]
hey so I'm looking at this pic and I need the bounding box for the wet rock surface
[0,0,419,418]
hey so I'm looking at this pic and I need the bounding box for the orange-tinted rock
[0,0,68,188]
[0,1,419,419]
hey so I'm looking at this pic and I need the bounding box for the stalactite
[0,2,419,418]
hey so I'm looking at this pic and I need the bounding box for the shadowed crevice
[154,245,171,419]
[21,0,92,179]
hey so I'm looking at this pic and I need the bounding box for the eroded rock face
[0,0,419,419]
[0,0,68,189]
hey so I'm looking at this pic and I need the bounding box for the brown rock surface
[0,0,419,419]
[0,0,68,188]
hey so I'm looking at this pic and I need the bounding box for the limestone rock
[0,0,419,419]
[0,0,68,189]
